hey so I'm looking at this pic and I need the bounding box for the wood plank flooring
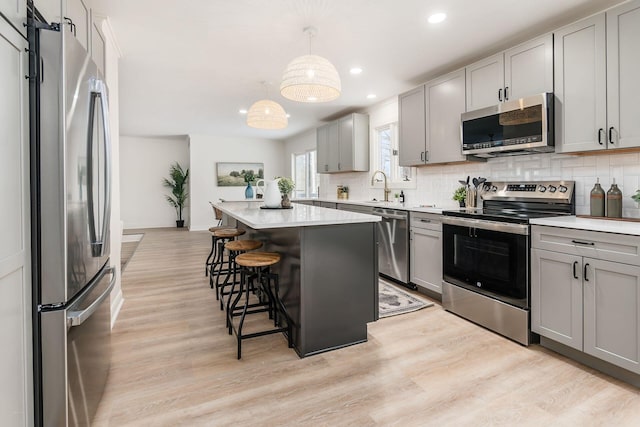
[94,228,640,426]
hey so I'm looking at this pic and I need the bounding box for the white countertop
[297,198,446,214]
[214,201,381,229]
[531,216,640,236]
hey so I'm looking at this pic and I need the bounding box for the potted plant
[633,190,640,204]
[453,186,467,207]
[277,177,295,208]
[162,162,189,227]
[242,170,256,199]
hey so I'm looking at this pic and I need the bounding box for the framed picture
[216,162,264,187]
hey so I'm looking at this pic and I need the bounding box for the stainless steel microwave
[461,92,554,157]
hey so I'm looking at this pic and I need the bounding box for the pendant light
[280,26,341,103]
[246,82,288,130]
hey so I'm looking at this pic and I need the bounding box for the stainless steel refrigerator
[31,21,114,427]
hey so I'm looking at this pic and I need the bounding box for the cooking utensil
[458,180,467,186]
[466,176,470,186]
[472,177,479,188]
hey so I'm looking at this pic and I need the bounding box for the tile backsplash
[319,151,640,218]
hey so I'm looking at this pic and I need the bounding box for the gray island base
[214,202,379,357]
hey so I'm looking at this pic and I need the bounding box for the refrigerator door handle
[67,267,116,327]
[86,78,112,257]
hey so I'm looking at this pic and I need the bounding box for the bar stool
[227,252,292,359]
[218,239,263,310]
[209,228,246,294]
[204,225,229,277]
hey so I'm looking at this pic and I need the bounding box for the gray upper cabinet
[316,113,369,173]
[399,69,466,166]
[555,0,640,153]
[531,225,640,375]
[466,34,553,111]
[398,85,426,166]
[1,0,26,35]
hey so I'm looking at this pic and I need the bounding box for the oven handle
[441,216,529,235]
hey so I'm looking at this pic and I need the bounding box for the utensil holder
[466,187,477,208]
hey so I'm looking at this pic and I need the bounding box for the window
[374,123,414,185]
[292,150,318,198]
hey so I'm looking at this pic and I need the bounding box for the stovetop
[443,180,576,224]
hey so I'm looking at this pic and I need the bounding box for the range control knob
[483,184,491,192]
[491,186,498,192]
[538,185,547,192]
[548,185,557,193]
[559,185,568,193]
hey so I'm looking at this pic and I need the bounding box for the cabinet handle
[419,219,432,223]
[584,263,590,282]
[571,240,594,246]
[504,86,509,101]
[597,128,604,145]
[420,151,424,162]
[425,151,429,162]
[338,162,341,170]
[498,88,503,102]
[573,261,578,279]
[608,127,614,144]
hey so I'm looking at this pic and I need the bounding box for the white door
[606,0,640,149]
[554,14,607,153]
[0,0,26,35]
[0,18,32,427]
[410,228,442,294]
[504,34,554,101]
[398,85,426,166]
[531,249,583,351]
[583,258,640,374]
[465,53,504,110]
[425,69,466,164]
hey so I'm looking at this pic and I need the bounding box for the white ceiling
[92,0,618,140]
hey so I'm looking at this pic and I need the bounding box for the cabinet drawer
[410,212,442,231]
[532,226,640,266]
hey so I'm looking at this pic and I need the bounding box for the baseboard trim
[110,287,124,329]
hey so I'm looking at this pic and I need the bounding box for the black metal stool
[205,226,229,277]
[218,239,263,311]
[227,252,292,359]
[209,228,246,295]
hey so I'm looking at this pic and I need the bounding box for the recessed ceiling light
[428,12,446,24]
[367,94,377,100]
[239,109,248,114]
[350,67,363,75]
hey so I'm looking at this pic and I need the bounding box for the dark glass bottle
[399,191,405,204]
[590,178,605,217]
[606,179,622,218]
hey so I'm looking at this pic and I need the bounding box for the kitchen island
[214,201,381,357]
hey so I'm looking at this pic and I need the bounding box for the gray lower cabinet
[531,226,640,375]
[409,212,442,294]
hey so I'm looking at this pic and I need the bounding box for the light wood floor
[94,228,640,426]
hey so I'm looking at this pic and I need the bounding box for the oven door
[442,218,529,308]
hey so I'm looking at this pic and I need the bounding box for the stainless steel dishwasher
[372,208,411,287]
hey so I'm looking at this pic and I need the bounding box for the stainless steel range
[441,180,575,345]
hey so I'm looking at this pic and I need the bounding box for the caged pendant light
[246,82,288,130]
[280,26,341,103]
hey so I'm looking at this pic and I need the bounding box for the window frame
[291,149,318,198]
[371,122,416,190]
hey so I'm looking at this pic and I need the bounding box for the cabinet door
[327,121,340,172]
[316,125,330,173]
[531,249,583,350]
[504,34,553,101]
[583,258,640,374]
[66,0,91,52]
[398,86,426,166]
[34,0,62,24]
[465,53,504,110]
[410,227,442,294]
[607,0,640,149]
[338,115,353,172]
[0,19,31,427]
[1,0,26,36]
[554,14,607,153]
[425,69,466,164]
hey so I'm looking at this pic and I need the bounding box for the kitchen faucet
[370,170,391,202]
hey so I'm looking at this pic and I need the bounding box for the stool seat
[235,252,281,268]
[208,225,228,233]
[213,228,246,238]
[225,239,263,252]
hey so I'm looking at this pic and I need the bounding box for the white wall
[188,134,286,230]
[119,135,189,228]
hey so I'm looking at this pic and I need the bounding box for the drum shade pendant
[280,26,341,103]
[246,83,288,130]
